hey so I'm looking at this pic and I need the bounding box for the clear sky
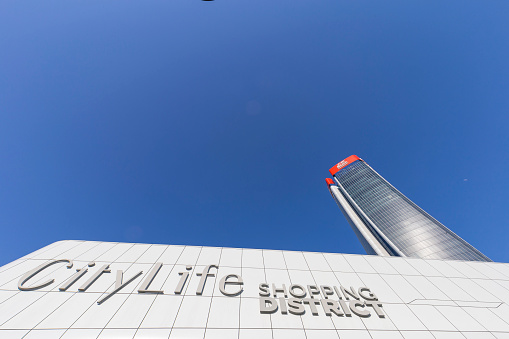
[1,0,508,266]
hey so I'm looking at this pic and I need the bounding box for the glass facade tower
[326,155,490,262]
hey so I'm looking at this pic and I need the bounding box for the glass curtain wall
[333,159,490,262]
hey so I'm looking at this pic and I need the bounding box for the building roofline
[329,155,362,175]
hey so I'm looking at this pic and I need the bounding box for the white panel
[335,330,372,339]
[71,293,129,329]
[18,242,62,260]
[427,260,465,278]
[480,280,509,304]
[329,308,366,330]
[213,267,241,297]
[0,259,26,274]
[0,330,29,338]
[196,247,221,266]
[496,280,509,294]
[426,276,475,301]
[492,301,509,326]
[382,303,426,330]
[95,243,133,263]
[239,329,271,339]
[239,297,271,328]
[300,299,336,330]
[0,259,53,288]
[204,328,238,339]
[463,307,509,332]
[116,244,152,263]
[75,242,117,262]
[0,291,18,304]
[60,329,103,339]
[493,333,509,339]
[488,263,509,280]
[406,258,443,277]
[140,294,182,328]
[435,305,485,331]
[266,268,291,284]
[173,296,211,328]
[368,331,404,339]
[270,302,304,329]
[242,249,264,268]
[23,329,66,338]
[333,272,365,289]
[470,262,508,280]
[273,329,306,339]
[106,294,157,328]
[265,269,291,298]
[403,276,448,300]
[287,270,315,290]
[305,329,339,339]
[361,306,397,331]
[241,268,266,298]
[398,331,435,339]
[98,329,137,338]
[170,328,205,338]
[407,304,456,331]
[343,255,376,273]
[380,274,424,303]
[0,290,46,325]
[134,329,172,339]
[137,245,167,264]
[385,258,420,276]
[450,278,499,302]
[431,332,467,339]
[357,273,402,303]
[158,246,185,265]
[32,241,81,260]
[220,248,242,268]
[283,251,308,270]
[470,279,504,302]
[450,261,486,279]
[176,247,202,266]
[462,332,496,339]
[303,253,330,271]
[36,292,101,329]
[59,242,102,260]
[262,250,287,270]
[364,257,398,275]
[323,253,354,273]
[206,296,240,328]
[2,291,72,329]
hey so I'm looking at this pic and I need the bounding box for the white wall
[0,240,509,339]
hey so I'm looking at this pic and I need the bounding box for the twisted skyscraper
[326,155,490,261]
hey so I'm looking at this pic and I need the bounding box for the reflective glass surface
[334,160,490,262]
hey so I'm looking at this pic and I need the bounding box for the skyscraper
[326,155,490,262]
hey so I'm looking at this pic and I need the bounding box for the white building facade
[1,240,509,339]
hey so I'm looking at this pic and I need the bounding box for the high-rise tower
[326,155,490,261]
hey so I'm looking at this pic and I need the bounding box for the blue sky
[1,0,508,266]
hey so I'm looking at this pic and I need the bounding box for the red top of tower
[329,155,361,175]
[325,178,335,186]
